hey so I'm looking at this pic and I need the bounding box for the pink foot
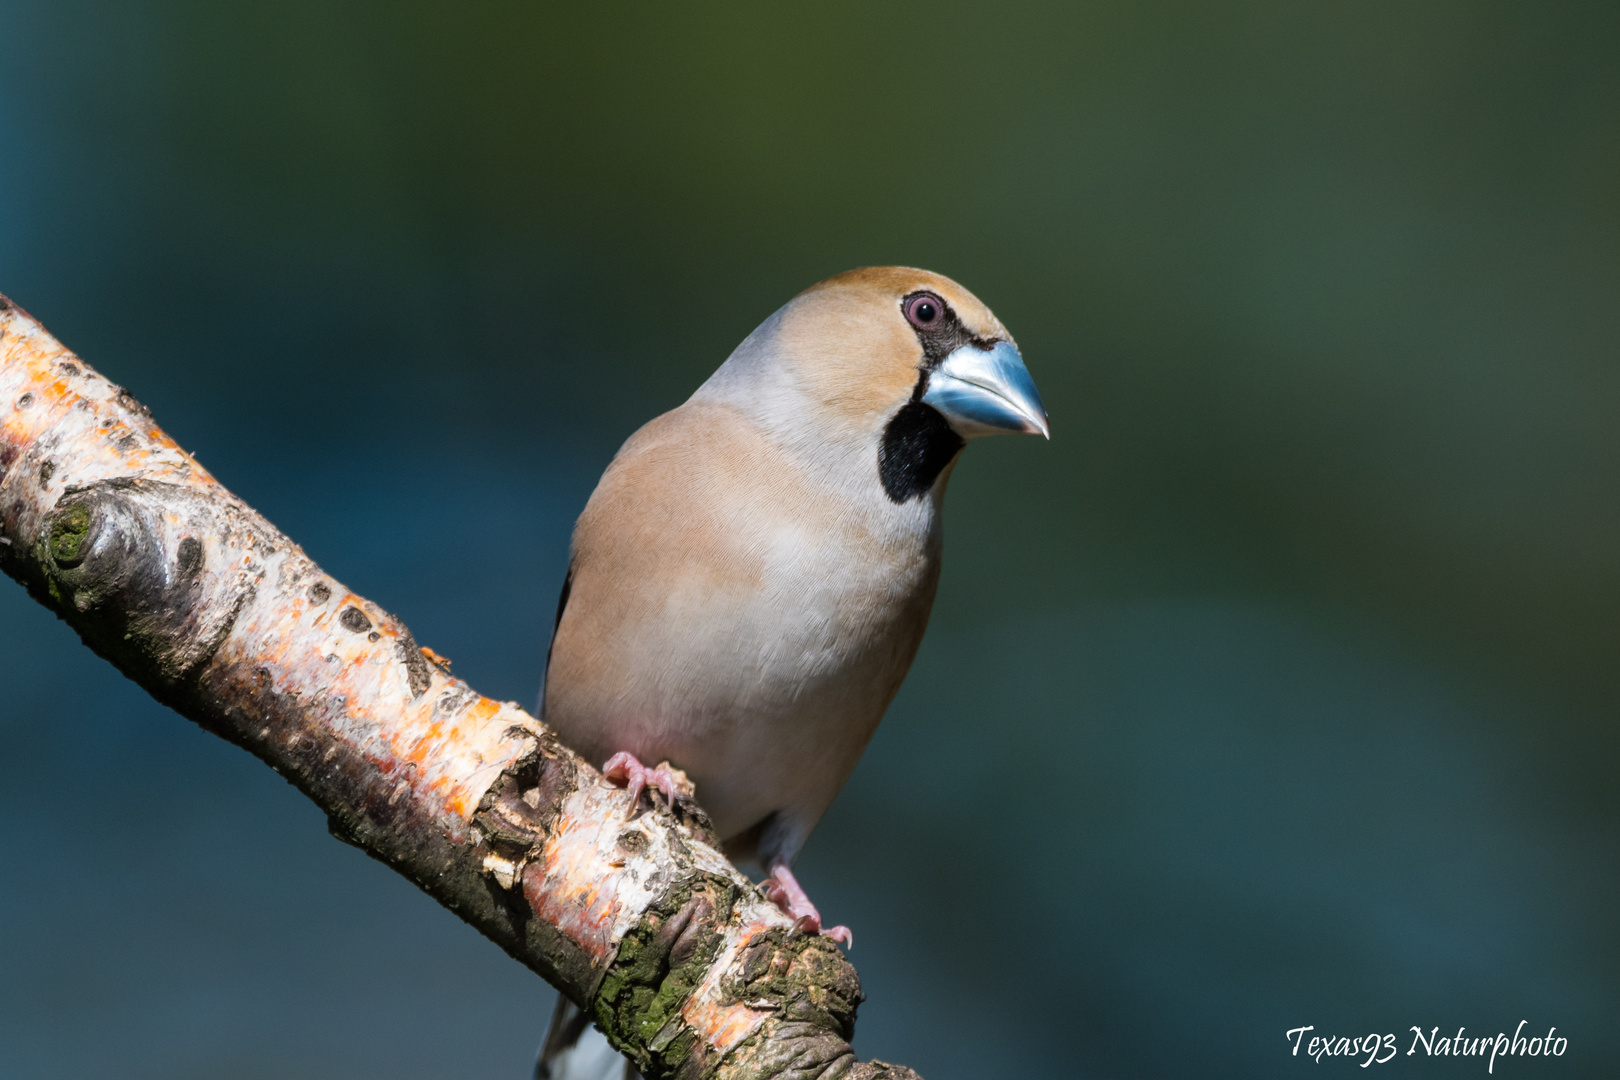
[764,865,853,948]
[601,752,681,818]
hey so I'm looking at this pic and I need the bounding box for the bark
[0,294,923,1080]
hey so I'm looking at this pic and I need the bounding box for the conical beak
[921,340,1050,439]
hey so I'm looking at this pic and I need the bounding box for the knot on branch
[476,731,580,868]
[35,480,256,684]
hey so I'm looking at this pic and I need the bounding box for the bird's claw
[601,752,682,818]
[765,865,852,949]
[812,920,854,947]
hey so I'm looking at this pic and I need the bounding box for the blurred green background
[1,2,1616,1077]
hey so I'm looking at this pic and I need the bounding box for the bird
[535,266,1047,1079]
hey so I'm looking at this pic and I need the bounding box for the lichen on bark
[595,877,738,1072]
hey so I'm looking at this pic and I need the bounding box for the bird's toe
[601,752,692,819]
[765,865,851,949]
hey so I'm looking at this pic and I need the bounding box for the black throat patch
[879,401,964,503]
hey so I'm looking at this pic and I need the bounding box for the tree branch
[0,294,922,1080]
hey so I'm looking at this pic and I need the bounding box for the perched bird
[535,266,1047,1078]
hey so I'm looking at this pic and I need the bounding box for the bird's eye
[904,293,943,329]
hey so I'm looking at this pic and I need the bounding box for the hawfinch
[540,266,1048,943]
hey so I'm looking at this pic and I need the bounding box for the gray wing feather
[534,996,639,1080]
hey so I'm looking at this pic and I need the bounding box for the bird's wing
[534,996,639,1080]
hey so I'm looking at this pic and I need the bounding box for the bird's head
[698,266,1049,503]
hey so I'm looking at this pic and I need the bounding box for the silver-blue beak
[921,340,1050,439]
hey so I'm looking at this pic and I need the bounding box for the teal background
[1,3,1615,1076]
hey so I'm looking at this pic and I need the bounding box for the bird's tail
[534,996,640,1080]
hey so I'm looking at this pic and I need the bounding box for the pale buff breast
[542,401,942,845]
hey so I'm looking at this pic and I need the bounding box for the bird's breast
[542,403,943,841]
